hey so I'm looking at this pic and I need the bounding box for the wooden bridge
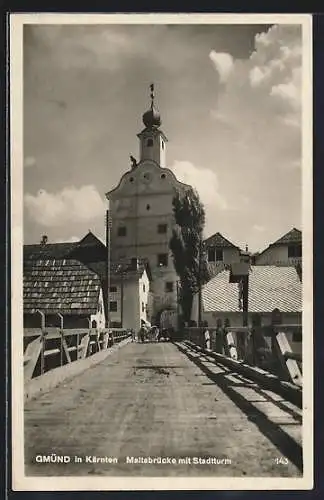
[24,322,303,478]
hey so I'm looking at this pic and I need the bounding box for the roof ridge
[204,231,240,249]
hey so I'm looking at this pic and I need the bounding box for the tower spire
[150,83,155,108]
[138,85,167,167]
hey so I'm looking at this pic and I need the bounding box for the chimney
[40,235,48,246]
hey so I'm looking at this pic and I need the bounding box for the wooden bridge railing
[183,324,302,387]
[24,325,131,381]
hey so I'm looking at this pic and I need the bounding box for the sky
[23,22,302,252]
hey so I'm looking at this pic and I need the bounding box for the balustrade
[23,312,131,380]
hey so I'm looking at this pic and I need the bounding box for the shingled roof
[201,265,302,313]
[23,257,102,315]
[204,232,240,249]
[24,231,152,317]
[24,242,77,261]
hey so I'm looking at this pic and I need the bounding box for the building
[204,232,242,277]
[23,249,106,329]
[108,258,152,330]
[23,232,152,331]
[255,228,302,266]
[105,85,192,323]
[191,265,302,336]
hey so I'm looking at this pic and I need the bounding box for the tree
[169,188,210,324]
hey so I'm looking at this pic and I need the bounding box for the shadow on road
[176,342,303,473]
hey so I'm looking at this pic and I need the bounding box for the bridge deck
[25,341,302,477]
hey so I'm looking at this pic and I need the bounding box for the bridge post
[36,310,46,375]
[57,313,64,367]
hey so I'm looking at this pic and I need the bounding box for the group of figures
[129,321,173,343]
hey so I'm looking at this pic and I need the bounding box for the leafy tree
[169,188,210,324]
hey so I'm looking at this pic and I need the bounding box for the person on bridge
[138,320,147,343]
[150,325,158,342]
[131,328,136,342]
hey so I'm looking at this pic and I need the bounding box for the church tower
[137,84,168,168]
[106,85,191,324]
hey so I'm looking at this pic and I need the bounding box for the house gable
[204,232,240,250]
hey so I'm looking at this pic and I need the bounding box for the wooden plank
[96,332,101,351]
[61,337,72,363]
[285,351,302,363]
[225,326,250,333]
[24,336,42,381]
[24,328,103,338]
[102,331,109,350]
[273,324,302,332]
[45,329,62,340]
[225,331,238,361]
[40,334,45,375]
[24,329,43,338]
[275,331,302,386]
[78,333,90,359]
[44,348,60,357]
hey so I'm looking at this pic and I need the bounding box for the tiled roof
[202,265,302,313]
[24,231,106,262]
[24,234,151,288]
[272,228,302,246]
[206,262,229,278]
[23,258,101,315]
[24,243,77,261]
[204,232,240,249]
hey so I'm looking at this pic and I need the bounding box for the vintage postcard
[10,13,313,491]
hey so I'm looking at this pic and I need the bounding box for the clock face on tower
[142,172,153,184]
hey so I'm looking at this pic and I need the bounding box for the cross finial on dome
[150,83,155,108]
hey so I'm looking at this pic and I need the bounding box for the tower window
[157,253,168,267]
[146,204,151,211]
[147,139,153,147]
[117,226,127,237]
[161,173,166,179]
[158,223,167,234]
[165,282,173,293]
[161,141,164,149]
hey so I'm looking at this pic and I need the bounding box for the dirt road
[24,341,302,477]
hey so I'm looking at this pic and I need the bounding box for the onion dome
[142,104,161,129]
[142,83,161,128]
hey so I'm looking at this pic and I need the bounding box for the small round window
[146,204,151,210]
[161,173,166,179]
